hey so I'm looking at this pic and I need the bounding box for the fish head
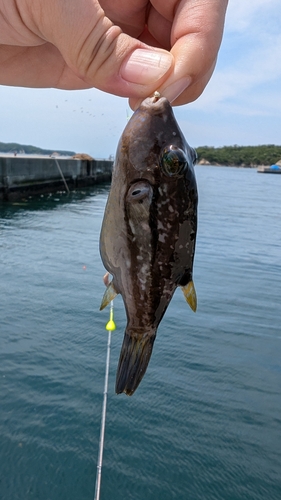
[116,96,197,189]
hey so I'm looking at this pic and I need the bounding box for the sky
[0,0,281,158]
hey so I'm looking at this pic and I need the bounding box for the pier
[0,154,113,201]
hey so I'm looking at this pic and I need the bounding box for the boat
[257,164,281,174]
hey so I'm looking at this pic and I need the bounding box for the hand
[0,0,228,108]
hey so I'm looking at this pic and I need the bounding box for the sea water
[0,166,280,500]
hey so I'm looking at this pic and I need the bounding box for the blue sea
[0,166,280,500]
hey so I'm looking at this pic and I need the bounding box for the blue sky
[0,0,280,157]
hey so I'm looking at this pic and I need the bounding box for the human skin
[0,0,228,109]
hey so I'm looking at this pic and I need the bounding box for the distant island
[1,141,281,168]
[196,145,281,167]
[0,141,75,157]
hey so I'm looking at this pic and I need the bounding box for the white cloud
[188,25,281,115]
[1,1,280,151]
[173,2,281,146]
[225,0,280,33]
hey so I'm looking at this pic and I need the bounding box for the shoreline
[196,161,260,168]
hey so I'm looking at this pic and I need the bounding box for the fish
[99,93,198,396]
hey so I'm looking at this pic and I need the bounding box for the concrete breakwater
[0,154,113,201]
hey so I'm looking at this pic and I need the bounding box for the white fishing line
[94,300,115,500]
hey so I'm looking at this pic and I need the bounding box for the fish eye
[160,146,187,176]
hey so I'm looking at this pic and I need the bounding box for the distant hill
[2,141,280,167]
[0,141,76,156]
[196,145,281,167]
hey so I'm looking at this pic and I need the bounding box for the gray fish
[99,94,198,396]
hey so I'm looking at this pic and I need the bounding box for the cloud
[173,2,281,146]
[225,0,280,33]
[1,1,280,151]
[188,9,281,116]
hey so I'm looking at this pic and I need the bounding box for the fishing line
[94,300,116,500]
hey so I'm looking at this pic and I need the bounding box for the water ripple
[1,171,281,500]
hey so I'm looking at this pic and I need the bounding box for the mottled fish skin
[99,96,198,395]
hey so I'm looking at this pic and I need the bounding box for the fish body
[100,95,198,395]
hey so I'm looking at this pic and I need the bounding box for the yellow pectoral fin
[100,281,118,310]
[181,281,197,312]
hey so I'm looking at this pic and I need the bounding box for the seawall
[0,154,113,201]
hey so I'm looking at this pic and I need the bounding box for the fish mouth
[139,95,171,114]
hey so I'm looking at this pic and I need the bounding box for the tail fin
[115,331,156,396]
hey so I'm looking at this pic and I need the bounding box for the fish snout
[139,95,170,114]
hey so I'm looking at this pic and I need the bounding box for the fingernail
[162,77,192,103]
[121,49,173,85]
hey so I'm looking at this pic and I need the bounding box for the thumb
[35,0,173,98]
